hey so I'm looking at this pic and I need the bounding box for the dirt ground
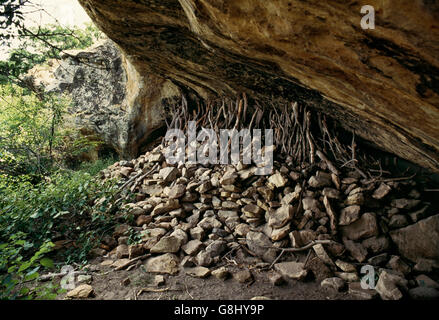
[55,255,367,301]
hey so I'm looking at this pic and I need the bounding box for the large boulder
[46,40,180,158]
[390,214,439,264]
[78,0,439,171]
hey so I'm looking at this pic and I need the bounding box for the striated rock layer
[79,0,439,171]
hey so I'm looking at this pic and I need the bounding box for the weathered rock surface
[150,235,183,253]
[66,284,94,299]
[274,262,308,281]
[45,40,180,158]
[343,239,368,263]
[76,275,93,285]
[416,275,439,290]
[335,260,357,273]
[246,231,277,263]
[233,270,253,283]
[115,244,129,259]
[268,272,284,286]
[79,0,439,171]
[390,214,439,264]
[339,206,361,226]
[212,267,229,280]
[144,253,180,275]
[375,269,408,300]
[341,213,379,241]
[321,277,345,292]
[185,266,211,278]
[409,287,439,300]
[182,240,204,256]
[348,282,378,300]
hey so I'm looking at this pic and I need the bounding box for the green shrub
[0,15,116,300]
[0,159,119,299]
[0,83,104,179]
[0,235,64,300]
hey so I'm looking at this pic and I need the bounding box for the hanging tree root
[162,93,378,177]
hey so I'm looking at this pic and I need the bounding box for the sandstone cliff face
[48,40,180,158]
[78,0,439,171]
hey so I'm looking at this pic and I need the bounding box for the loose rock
[268,272,285,286]
[274,262,308,280]
[77,275,92,285]
[348,282,378,300]
[339,206,361,226]
[182,240,204,256]
[409,287,439,300]
[233,270,253,283]
[246,231,277,263]
[268,205,294,229]
[150,235,183,253]
[387,255,411,276]
[389,214,439,264]
[321,277,345,292]
[372,183,391,200]
[66,284,94,299]
[159,167,179,182]
[375,269,408,300]
[212,267,229,280]
[343,239,368,263]
[335,260,356,273]
[341,212,379,241]
[268,172,288,188]
[145,254,180,275]
[186,266,211,278]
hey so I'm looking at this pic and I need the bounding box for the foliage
[0,20,105,179]
[0,235,64,300]
[0,1,119,301]
[0,48,45,85]
[0,0,28,44]
[0,159,119,299]
[0,84,65,175]
[28,23,103,54]
[0,23,104,86]
[0,83,102,179]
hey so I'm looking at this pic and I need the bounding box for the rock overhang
[78,0,439,171]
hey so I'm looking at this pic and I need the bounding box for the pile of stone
[95,144,439,300]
